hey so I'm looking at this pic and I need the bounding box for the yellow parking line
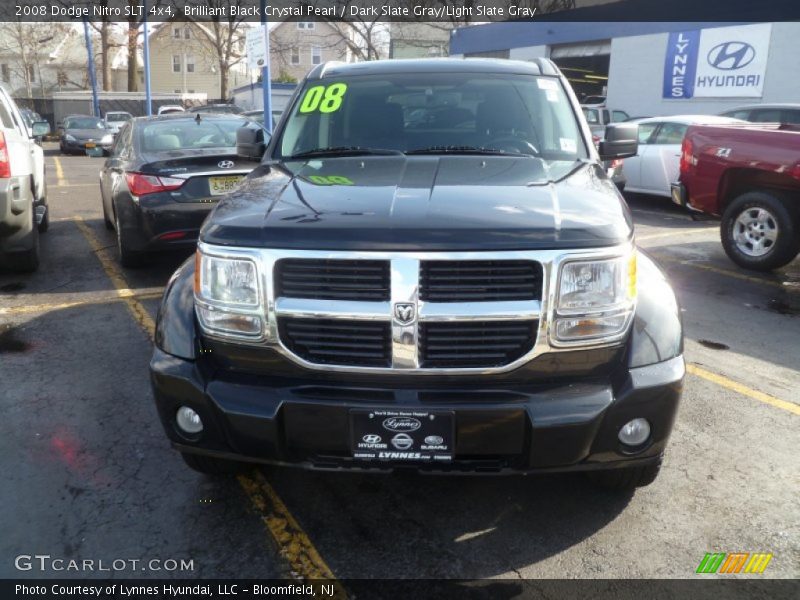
[52,156,64,184]
[653,254,791,290]
[74,215,342,590]
[72,216,156,341]
[238,471,346,595]
[0,291,163,317]
[687,364,800,416]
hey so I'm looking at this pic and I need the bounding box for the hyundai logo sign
[707,42,756,70]
[218,160,235,169]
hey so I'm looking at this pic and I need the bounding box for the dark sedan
[99,113,261,267]
[60,115,114,154]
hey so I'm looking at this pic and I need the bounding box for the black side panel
[628,251,683,368]
[155,256,197,360]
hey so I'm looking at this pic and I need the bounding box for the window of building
[1,64,9,83]
[173,55,181,73]
[297,22,315,30]
[311,46,321,65]
[186,55,195,73]
[184,26,191,40]
[291,48,300,65]
[173,27,181,39]
[174,89,181,93]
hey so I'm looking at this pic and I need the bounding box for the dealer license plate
[209,175,243,196]
[351,409,454,462]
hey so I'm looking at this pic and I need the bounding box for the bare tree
[0,22,69,99]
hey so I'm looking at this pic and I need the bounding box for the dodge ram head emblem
[393,303,415,325]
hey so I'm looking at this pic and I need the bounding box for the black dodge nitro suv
[150,59,684,489]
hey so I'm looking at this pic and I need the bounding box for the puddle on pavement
[0,324,31,353]
[0,282,25,292]
[698,339,730,351]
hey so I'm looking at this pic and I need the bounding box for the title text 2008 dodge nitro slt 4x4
[150,59,684,490]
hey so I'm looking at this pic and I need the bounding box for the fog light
[618,418,650,446]
[176,406,203,434]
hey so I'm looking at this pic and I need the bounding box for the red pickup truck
[672,123,800,271]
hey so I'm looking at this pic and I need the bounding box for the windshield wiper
[287,146,403,159]
[405,146,530,157]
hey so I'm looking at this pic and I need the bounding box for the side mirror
[598,123,638,160]
[32,121,50,137]
[236,124,267,160]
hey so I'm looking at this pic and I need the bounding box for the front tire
[180,452,245,475]
[586,460,662,490]
[721,191,799,271]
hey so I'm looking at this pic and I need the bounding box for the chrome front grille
[273,256,543,372]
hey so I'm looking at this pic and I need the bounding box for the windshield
[65,117,105,129]
[278,72,587,164]
[139,118,244,152]
[106,113,132,122]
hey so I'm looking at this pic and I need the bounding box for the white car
[157,105,185,115]
[622,115,744,197]
[103,111,133,134]
[0,85,50,271]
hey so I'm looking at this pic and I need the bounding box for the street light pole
[82,19,100,117]
[143,0,153,116]
[260,0,272,134]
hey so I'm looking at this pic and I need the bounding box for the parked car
[103,111,133,135]
[60,115,114,155]
[672,122,800,271]
[0,85,50,272]
[157,105,185,115]
[582,95,606,105]
[99,113,261,267]
[188,104,243,115]
[581,105,630,137]
[622,115,744,198]
[151,58,684,490]
[719,103,800,125]
[241,109,283,129]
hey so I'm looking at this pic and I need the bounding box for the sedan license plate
[351,409,454,462]
[208,175,243,196]
[84,142,96,148]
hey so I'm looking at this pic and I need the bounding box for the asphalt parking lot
[1,146,798,586]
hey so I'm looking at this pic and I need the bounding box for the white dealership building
[449,21,800,117]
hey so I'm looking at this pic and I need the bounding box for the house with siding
[147,22,250,101]
[269,22,352,82]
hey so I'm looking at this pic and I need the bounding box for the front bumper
[150,349,684,474]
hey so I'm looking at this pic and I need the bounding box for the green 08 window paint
[299,83,348,114]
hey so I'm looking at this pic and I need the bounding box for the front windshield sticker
[546,89,559,103]
[560,138,577,153]
[299,83,348,114]
[537,78,558,91]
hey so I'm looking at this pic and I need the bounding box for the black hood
[201,156,633,251]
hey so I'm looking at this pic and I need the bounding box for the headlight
[553,251,636,343]
[194,249,265,339]
[65,134,76,142]
[101,134,113,144]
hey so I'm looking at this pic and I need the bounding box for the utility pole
[260,0,272,134]
[82,19,100,117]
[143,0,153,116]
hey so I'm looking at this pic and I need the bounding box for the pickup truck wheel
[180,452,245,475]
[114,212,147,268]
[721,192,800,271]
[586,461,662,490]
